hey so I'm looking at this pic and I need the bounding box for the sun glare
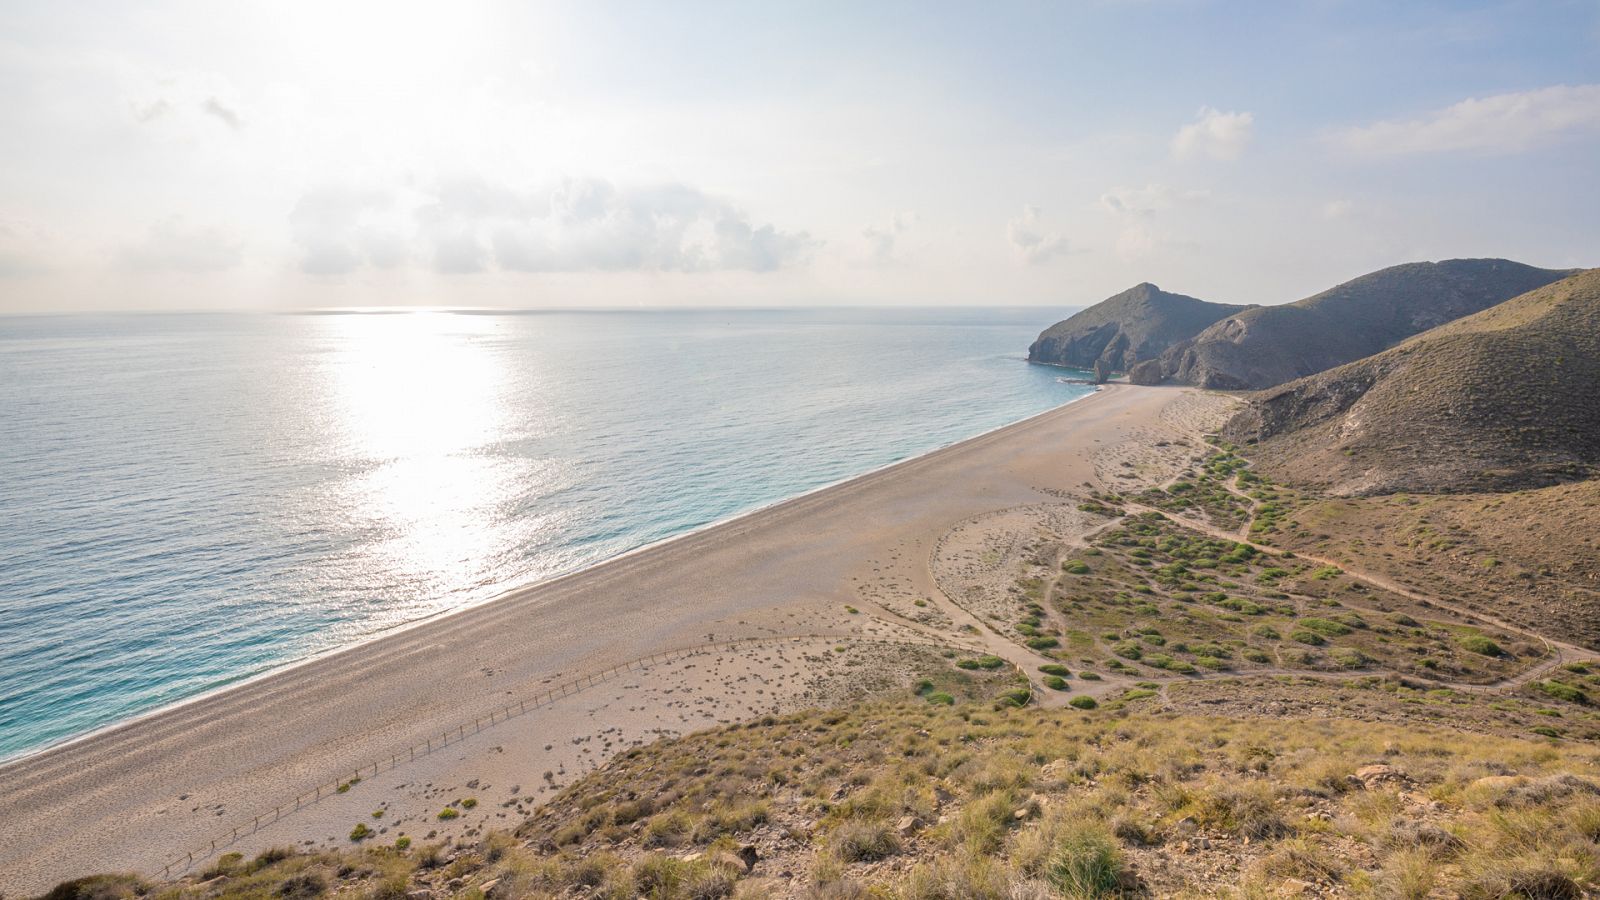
[319,312,517,611]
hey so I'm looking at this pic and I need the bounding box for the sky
[1,0,1598,313]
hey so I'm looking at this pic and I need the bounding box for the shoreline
[0,382,1185,895]
[0,386,1101,770]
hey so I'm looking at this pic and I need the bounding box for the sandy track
[0,384,1195,893]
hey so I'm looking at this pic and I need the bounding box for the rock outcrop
[1027,283,1251,374]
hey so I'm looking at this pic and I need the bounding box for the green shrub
[1069,696,1098,710]
[1063,560,1091,574]
[394,837,411,851]
[1290,630,1326,646]
[1046,823,1124,897]
[996,687,1032,708]
[1038,664,1071,677]
[956,655,1007,671]
[1460,635,1503,656]
[349,823,372,841]
[1333,649,1369,669]
[1027,636,1061,650]
[1536,680,1587,704]
[1043,676,1069,691]
[1298,618,1352,637]
[927,691,955,706]
[437,807,460,820]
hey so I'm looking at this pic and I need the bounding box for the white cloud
[1098,183,1210,216]
[1322,199,1354,220]
[1006,205,1069,264]
[480,178,816,274]
[119,218,243,272]
[292,177,816,276]
[200,96,243,130]
[126,71,246,133]
[1333,84,1600,156]
[1172,107,1254,161]
[289,187,412,275]
[861,213,916,265]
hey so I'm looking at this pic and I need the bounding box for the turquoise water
[0,308,1089,760]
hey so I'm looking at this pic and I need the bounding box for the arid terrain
[26,365,1600,898]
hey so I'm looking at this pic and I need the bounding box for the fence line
[157,631,1002,878]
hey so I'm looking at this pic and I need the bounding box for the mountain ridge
[1026,283,1251,373]
[1150,258,1578,389]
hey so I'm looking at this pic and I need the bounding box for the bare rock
[1353,764,1410,789]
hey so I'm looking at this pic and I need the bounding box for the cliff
[1027,283,1251,373]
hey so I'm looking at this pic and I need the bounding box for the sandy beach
[0,383,1228,894]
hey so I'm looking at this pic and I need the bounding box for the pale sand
[0,384,1210,893]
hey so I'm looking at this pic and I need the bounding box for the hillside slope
[1268,480,1600,649]
[1154,259,1575,390]
[46,701,1600,899]
[1027,283,1250,372]
[1225,268,1600,495]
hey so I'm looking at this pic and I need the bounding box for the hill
[1150,259,1576,390]
[1264,479,1600,650]
[47,700,1600,899]
[1027,283,1251,373]
[1224,268,1600,495]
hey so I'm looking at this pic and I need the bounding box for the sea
[0,307,1091,761]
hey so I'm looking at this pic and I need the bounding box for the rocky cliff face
[1027,283,1251,374]
[1150,259,1576,390]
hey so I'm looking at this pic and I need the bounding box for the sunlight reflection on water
[0,308,1092,758]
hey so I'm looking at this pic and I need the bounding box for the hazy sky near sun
[2,1,1598,312]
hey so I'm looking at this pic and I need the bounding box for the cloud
[1322,199,1354,220]
[1006,206,1069,264]
[1172,107,1254,161]
[1098,183,1210,217]
[127,72,246,133]
[1333,84,1600,156]
[200,96,242,130]
[290,187,412,275]
[1095,184,1207,262]
[131,98,172,123]
[120,218,243,272]
[861,213,916,265]
[295,176,817,276]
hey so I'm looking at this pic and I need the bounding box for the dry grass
[77,697,1600,899]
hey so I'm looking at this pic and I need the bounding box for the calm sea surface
[0,308,1089,760]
